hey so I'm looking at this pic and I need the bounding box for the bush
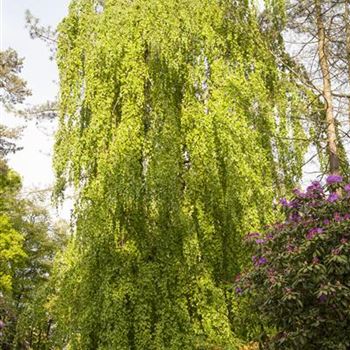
[235,175,350,349]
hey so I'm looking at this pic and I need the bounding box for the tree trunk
[345,0,350,125]
[315,0,340,174]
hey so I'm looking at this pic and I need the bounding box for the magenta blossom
[306,181,323,197]
[253,256,267,266]
[288,212,300,223]
[344,184,350,192]
[319,294,327,303]
[334,212,342,222]
[326,174,343,185]
[235,287,243,295]
[279,198,289,207]
[292,188,306,198]
[306,227,323,240]
[327,192,339,203]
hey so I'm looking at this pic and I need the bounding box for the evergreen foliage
[0,49,31,156]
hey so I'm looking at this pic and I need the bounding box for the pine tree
[0,49,31,156]
[285,0,350,176]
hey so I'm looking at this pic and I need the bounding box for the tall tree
[286,0,350,176]
[0,160,67,349]
[52,0,312,348]
[315,0,339,174]
[0,49,31,156]
[0,46,67,349]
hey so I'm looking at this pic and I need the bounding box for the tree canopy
[52,0,314,348]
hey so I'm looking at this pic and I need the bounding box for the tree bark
[345,0,350,125]
[315,0,340,174]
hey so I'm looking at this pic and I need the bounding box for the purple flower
[256,257,267,266]
[323,219,330,225]
[344,184,350,192]
[306,232,314,240]
[292,188,306,198]
[288,212,301,223]
[319,294,327,303]
[306,181,323,197]
[327,192,339,203]
[334,212,343,222]
[255,238,265,244]
[235,287,243,295]
[289,199,301,209]
[306,227,323,240]
[326,174,343,185]
[279,198,289,207]
[312,180,321,187]
[344,213,350,220]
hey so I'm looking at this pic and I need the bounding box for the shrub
[235,176,350,349]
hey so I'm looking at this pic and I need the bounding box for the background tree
[0,45,67,349]
[285,0,350,176]
[0,161,67,349]
[0,161,26,295]
[0,49,31,156]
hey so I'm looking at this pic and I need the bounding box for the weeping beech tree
[52,0,313,348]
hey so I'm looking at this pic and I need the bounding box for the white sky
[1,0,71,219]
[0,0,326,219]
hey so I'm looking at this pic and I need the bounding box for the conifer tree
[0,49,31,156]
[286,0,350,176]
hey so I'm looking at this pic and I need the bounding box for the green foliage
[0,48,31,156]
[235,177,350,349]
[0,49,31,106]
[0,159,67,349]
[52,0,313,348]
[0,161,25,293]
[0,214,26,292]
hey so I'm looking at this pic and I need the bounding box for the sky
[0,0,326,221]
[1,0,71,219]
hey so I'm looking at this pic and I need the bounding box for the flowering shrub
[235,175,350,349]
